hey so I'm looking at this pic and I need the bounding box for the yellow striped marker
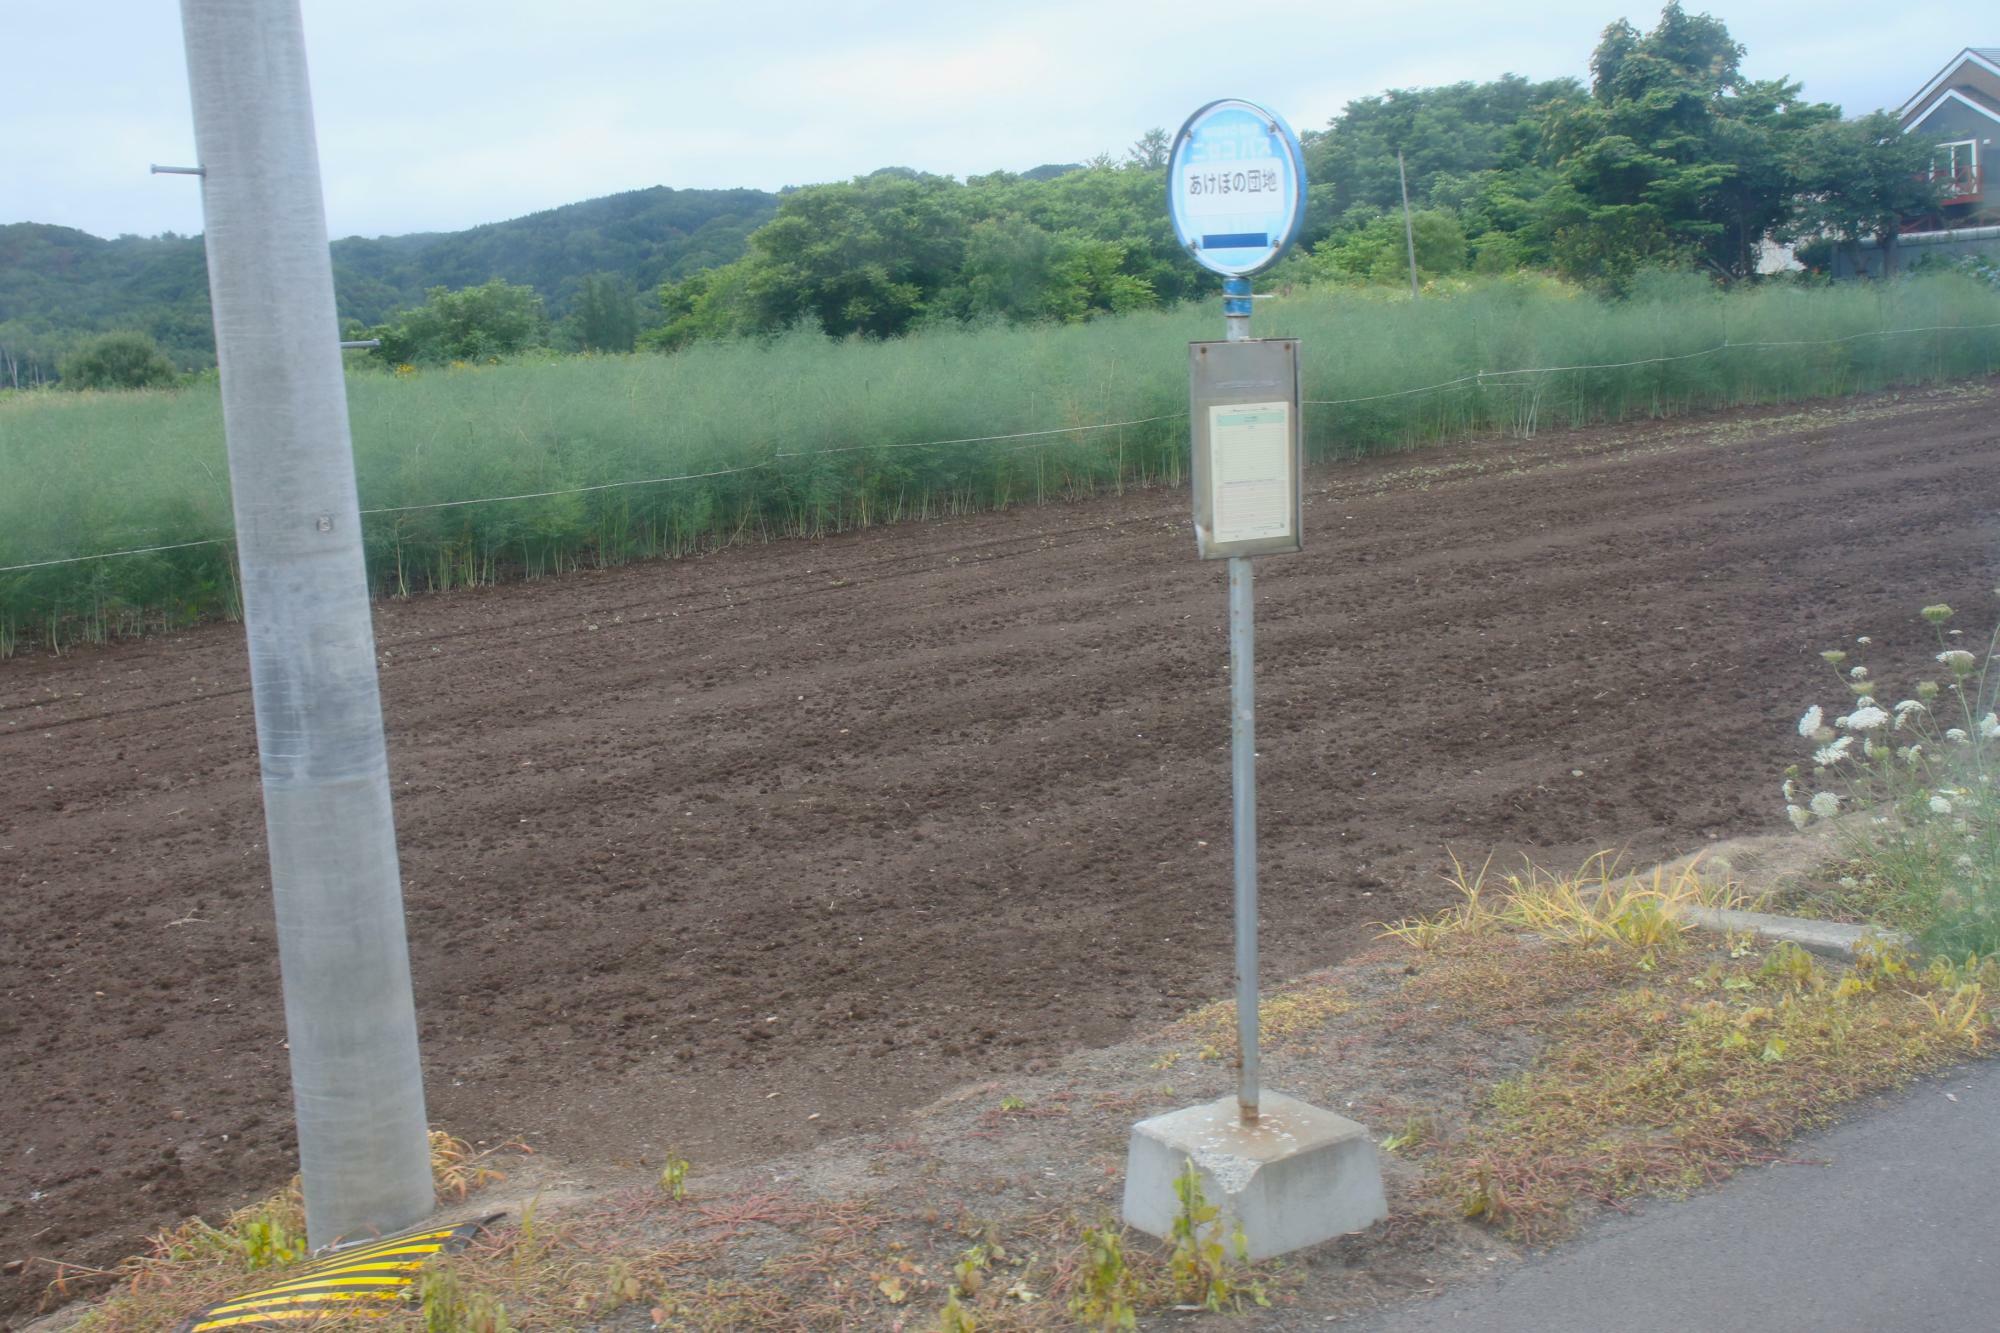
[178,1216,497,1332]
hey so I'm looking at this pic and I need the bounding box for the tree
[1301,76,1580,244]
[58,330,179,390]
[738,172,969,338]
[1790,112,1944,276]
[368,279,546,365]
[1310,210,1469,284]
[1541,3,1835,286]
[570,273,638,352]
[1126,128,1171,171]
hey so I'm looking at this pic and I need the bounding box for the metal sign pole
[1128,98,1386,1259]
[1221,275,1260,1123]
[1228,556,1259,1121]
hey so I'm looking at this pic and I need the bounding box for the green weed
[1166,1162,1267,1314]
[1066,1225,1137,1331]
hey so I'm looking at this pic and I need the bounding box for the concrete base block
[1121,1090,1387,1260]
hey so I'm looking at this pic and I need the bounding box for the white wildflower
[1857,636,1873,646]
[1810,791,1841,819]
[1905,745,1924,765]
[1786,804,1811,831]
[1938,649,1977,674]
[1783,778,1798,803]
[1814,736,1855,765]
[1844,705,1889,731]
[1797,705,1823,738]
[1981,712,2000,739]
[1849,665,1868,680]
[1948,728,1970,744]
[1931,795,1955,816]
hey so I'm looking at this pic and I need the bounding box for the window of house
[1933,139,1979,189]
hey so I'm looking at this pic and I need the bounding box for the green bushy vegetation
[0,186,775,382]
[57,331,182,391]
[6,272,2000,653]
[10,5,1973,390]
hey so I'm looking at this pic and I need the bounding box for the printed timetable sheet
[1207,402,1294,545]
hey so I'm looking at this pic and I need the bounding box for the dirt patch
[4,381,1999,1324]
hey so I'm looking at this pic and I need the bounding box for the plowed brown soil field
[5,381,1998,1324]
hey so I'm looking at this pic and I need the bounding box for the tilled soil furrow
[4,381,1999,1325]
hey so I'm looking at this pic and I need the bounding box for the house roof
[1899,46,2000,121]
[1908,86,2000,134]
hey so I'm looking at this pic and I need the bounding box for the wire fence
[6,318,2000,579]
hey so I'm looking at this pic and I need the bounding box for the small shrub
[58,331,180,391]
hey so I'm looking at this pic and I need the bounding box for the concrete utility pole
[1398,149,1420,300]
[179,0,433,1247]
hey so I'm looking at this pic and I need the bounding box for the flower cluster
[1782,599,2000,956]
[1785,602,2000,833]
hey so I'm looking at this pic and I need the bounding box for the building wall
[1911,100,2000,146]
[1831,225,2000,279]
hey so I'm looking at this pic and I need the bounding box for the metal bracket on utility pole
[150,164,206,176]
[339,339,381,350]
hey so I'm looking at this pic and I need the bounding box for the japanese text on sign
[1182,167,1283,215]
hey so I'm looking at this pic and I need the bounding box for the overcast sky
[4,1,1987,241]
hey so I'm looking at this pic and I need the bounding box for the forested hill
[0,184,777,380]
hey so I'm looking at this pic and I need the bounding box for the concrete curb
[1679,904,1909,959]
[1623,825,1911,959]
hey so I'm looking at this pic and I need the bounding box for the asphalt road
[1331,1061,2000,1333]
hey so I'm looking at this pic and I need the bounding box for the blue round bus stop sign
[1166,99,1307,278]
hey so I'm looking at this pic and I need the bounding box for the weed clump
[1782,600,2000,955]
[1436,934,1987,1239]
[1381,851,1741,963]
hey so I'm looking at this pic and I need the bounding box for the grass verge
[41,855,1995,1331]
